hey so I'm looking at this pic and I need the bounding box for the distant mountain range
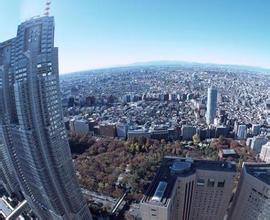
[63,60,270,75]
[126,60,270,73]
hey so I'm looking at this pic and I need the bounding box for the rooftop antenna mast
[44,0,51,16]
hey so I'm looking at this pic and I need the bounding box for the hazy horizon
[60,59,270,75]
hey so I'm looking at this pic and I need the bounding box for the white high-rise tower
[206,87,218,125]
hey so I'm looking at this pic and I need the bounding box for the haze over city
[1,0,270,73]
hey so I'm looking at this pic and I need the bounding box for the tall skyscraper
[265,99,270,125]
[0,16,92,219]
[140,156,236,220]
[0,39,21,198]
[237,124,247,140]
[260,142,270,163]
[206,87,218,125]
[228,163,270,220]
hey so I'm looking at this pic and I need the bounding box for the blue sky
[1,0,270,73]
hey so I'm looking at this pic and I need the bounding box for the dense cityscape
[60,64,270,219]
[1,1,270,220]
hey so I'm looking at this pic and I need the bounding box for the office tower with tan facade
[140,156,236,220]
[228,163,270,220]
[0,16,92,220]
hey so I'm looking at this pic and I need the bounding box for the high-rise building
[206,87,218,125]
[260,142,270,163]
[237,124,247,140]
[140,156,236,220]
[265,100,270,124]
[250,136,268,154]
[181,125,196,140]
[251,124,261,136]
[0,39,21,198]
[0,16,92,220]
[228,163,270,220]
[265,99,270,114]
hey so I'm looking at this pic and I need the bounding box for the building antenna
[44,0,51,16]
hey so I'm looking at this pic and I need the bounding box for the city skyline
[1,0,270,73]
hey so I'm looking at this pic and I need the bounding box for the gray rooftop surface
[245,163,270,185]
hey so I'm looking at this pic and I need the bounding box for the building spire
[44,0,51,16]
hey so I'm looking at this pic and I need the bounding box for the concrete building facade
[250,136,268,154]
[206,87,218,125]
[260,142,270,163]
[229,163,270,220]
[140,156,236,220]
[70,118,90,135]
[237,124,247,140]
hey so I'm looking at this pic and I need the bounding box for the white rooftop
[0,198,13,217]
[222,149,236,154]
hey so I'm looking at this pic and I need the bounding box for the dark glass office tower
[0,16,92,220]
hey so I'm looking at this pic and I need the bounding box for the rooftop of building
[0,198,13,217]
[0,38,15,47]
[220,149,237,155]
[244,163,270,185]
[262,141,270,147]
[141,156,236,207]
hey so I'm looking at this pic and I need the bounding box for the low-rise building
[150,127,170,140]
[215,126,229,138]
[70,118,89,135]
[99,123,117,137]
[116,123,128,139]
[218,149,239,159]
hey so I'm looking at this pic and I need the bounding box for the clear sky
[1,0,270,73]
